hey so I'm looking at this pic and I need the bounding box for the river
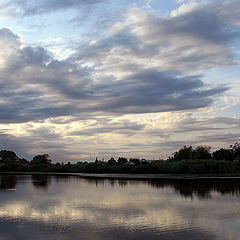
[0,174,239,240]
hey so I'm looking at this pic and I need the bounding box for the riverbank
[2,159,240,175]
[1,172,240,180]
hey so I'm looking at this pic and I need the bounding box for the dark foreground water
[0,174,239,240]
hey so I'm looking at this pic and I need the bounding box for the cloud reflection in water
[0,174,239,240]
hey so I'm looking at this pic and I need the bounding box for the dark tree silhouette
[230,142,240,160]
[31,154,52,165]
[194,145,212,160]
[213,148,234,161]
[0,150,18,163]
[117,157,128,165]
[171,145,193,161]
[107,157,117,165]
[129,158,140,165]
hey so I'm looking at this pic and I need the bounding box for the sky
[0,0,239,162]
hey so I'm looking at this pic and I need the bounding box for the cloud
[220,0,240,26]
[69,120,145,136]
[89,70,228,114]
[0,28,21,68]
[0,127,86,161]
[0,113,239,161]
[2,0,106,16]
[197,133,240,144]
[0,1,239,160]
[75,1,240,73]
[173,116,240,133]
[0,133,31,159]
[0,28,228,124]
[171,1,201,17]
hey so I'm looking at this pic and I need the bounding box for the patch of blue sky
[202,66,240,85]
[145,0,179,15]
[0,0,191,45]
[231,41,240,61]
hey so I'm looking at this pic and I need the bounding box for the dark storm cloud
[3,0,106,15]
[14,46,51,67]
[89,70,228,114]
[0,39,93,123]
[0,99,77,123]
[0,28,228,123]
[151,4,239,44]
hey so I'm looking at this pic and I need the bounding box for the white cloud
[0,28,21,68]
[171,1,201,17]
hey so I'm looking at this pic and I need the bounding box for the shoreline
[1,172,240,180]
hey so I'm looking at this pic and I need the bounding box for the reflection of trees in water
[118,180,128,188]
[0,174,52,190]
[147,179,240,199]
[85,177,240,199]
[31,175,51,189]
[1,174,240,199]
[85,178,130,188]
[0,175,17,190]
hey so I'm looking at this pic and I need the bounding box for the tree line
[0,143,240,174]
[169,143,240,161]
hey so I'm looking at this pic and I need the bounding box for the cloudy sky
[0,0,239,162]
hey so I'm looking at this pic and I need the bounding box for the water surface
[0,174,239,240]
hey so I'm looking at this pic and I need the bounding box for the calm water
[0,174,240,240]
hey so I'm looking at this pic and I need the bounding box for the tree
[230,142,240,160]
[0,150,18,163]
[117,157,128,165]
[19,158,29,164]
[0,150,21,171]
[172,146,193,161]
[31,154,51,165]
[213,148,234,161]
[129,158,140,165]
[194,145,212,160]
[107,157,117,165]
